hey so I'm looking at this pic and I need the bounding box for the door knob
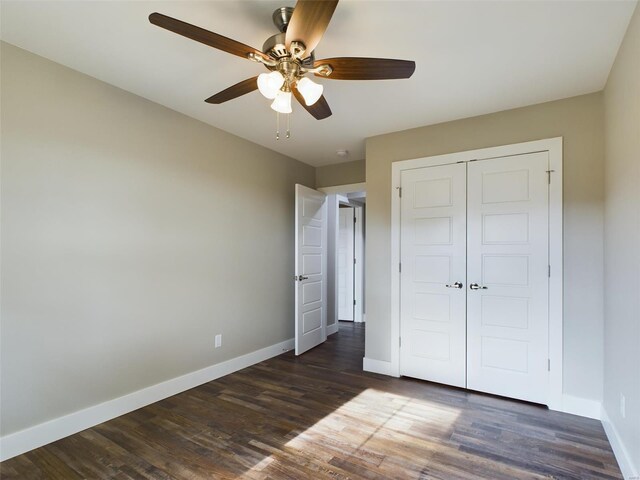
[469,283,488,290]
[298,275,309,281]
[445,282,463,289]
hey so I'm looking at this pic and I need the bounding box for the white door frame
[319,182,366,196]
[337,201,365,323]
[390,138,563,411]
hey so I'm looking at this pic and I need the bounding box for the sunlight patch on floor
[240,388,461,478]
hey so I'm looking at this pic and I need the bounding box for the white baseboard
[0,338,294,462]
[601,407,639,480]
[327,323,339,335]
[363,357,397,376]
[561,394,602,420]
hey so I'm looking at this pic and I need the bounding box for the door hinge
[353,299,356,306]
[548,265,551,277]
[354,216,357,223]
[399,262,402,273]
[396,186,402,198]
[399,337,402,348]
[354,258,356,265]
[546,169,555,184]
[548,359,551,371]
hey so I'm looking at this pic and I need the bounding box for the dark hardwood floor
[1,322,622,479]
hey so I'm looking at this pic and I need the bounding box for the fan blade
[293,87,332,120]
[315,57,416,80]
[285,0,339,54]
[205,76,259,104]
[149,12,266,60]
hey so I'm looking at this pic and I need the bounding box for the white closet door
[338,207,355,321]
[466,153,549,404]
[400,163,467,387]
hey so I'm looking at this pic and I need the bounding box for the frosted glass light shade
[270,91,292,114]
[296,77,323,106]
[257,71,285,99]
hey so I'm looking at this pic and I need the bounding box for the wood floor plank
[0,322,623,479]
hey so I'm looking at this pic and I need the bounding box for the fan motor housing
[263,33,288,60]
[262,32,315,67]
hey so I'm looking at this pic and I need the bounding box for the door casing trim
[390,137,563,411]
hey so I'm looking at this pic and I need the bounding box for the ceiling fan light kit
[271,91,293,114]
[296,77,324,106]
[257,71,285,99]
[149,0,416,140]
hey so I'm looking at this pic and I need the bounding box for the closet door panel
[399,163,467,387]
[466,152,549,404]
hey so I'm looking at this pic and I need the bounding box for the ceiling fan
[149,0,415,133]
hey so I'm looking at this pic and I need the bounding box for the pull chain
[286,112,290,139]
[275,112,291,140]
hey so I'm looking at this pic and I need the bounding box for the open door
[338,207,355,321]
[295,184,328,355]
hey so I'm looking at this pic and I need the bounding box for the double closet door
[399,152,550,405]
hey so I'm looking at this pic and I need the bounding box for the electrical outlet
[215,334,222,348]
[620,394,626,418]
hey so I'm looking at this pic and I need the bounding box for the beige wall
[365,92,605,402]
[0,43,315,435]
[603,3,640,472]
[315,159,365,188]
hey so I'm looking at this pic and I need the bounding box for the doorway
[337,202,364,322]
[319,183,366,334]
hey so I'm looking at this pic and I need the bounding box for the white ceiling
[1,1,636,167]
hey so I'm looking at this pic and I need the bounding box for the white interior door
[466,153,549,404]
[338,207,355,321]
[400,163,467,388]
[295,184,327,355]
[354,206,364,323]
